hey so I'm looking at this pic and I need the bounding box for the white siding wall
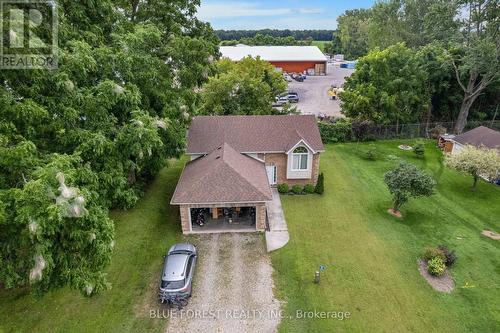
[451,142,464,155]
[286,145,312,179]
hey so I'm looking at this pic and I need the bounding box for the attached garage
[219,45,328,75]
[170,143,271,234]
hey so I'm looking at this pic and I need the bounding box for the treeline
[337,0,499,133]
[220,34,313,46]
[216,29,334,41]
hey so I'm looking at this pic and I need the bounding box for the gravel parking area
[288,65,354,117]
[165,234,281,333]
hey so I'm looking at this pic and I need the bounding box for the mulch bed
[418,259,454,293]
[387,208,402,218]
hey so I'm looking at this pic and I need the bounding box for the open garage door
[190,206,256,233]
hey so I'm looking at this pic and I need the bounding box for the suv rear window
[161,280,184,289]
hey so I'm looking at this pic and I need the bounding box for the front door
[266,165,277,185]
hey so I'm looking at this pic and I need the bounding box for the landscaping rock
[481,230,500,240]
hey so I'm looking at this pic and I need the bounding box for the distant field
[311,40,330,52]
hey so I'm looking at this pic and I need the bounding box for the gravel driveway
[288,65,354,117]
[165,234,281,333]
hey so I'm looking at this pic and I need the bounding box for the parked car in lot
[272,95,289,107]
[287,91,299,103]
[283,73,293,82]
[159,243,197,305]
[291,73,306,82]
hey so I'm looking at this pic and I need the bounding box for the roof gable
[285,130,316,154]
[187,115,324,154]
[171,143,272,204]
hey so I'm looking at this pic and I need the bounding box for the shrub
[277,183,289,194]
[429,125,446,139]
[423,246,446,262]
[304,184,315,194]
[365,144,378,160]
[352,120,375,141]
[413,142,425,158]
[318,119,352,143]
[315,173,324,194]
[438,245,457,267]
[291,185,303,195]
[427,257,446,276]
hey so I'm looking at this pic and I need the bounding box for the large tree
[449,0,500,133]
[0,0,218,295]
[336,9,372,59]
[368,0,459,49]
[340,43,428,124]
[415,43,459,130]
[199,57,287,115]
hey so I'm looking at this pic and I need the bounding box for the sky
[197,0,375,30]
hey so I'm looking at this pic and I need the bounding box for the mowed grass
[272,140,500,332]
[0,159,186,333]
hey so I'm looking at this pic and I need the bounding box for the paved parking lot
[288,65,354,117]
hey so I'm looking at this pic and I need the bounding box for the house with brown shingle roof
[450,126,500,154]
[171,115,324,234]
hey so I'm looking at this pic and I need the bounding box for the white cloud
[258,16,336,29]
[197,2,324,19]
[204,15,336,30]
[298,8,324,14]
[198,2,292,19]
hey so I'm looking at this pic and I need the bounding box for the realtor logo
[0,0,58,69]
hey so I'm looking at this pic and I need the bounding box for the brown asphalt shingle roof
[187,115,324,154]
[454,126,500,152]
[170,143,272,204]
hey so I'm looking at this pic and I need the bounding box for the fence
[318,120,500,143]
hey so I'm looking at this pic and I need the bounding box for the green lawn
[0,159,186,333]
[1,142,499,333]
[272,140,500,332]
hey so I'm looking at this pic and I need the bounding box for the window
[186,256,193,275]
[292,146,308,170]
[161,280,184,289]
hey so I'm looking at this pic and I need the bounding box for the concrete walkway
[265,188,289,252]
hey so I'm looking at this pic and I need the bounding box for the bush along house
[170,115,324,234]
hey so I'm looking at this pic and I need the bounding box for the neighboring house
[449,126,500,154]
[219,45,328,75]
[437,134,456,153]
[171,115,324,234]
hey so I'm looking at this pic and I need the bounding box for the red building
[220,46,328,75]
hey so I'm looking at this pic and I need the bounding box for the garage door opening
[190,207,256,233]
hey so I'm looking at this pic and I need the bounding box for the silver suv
[159,243,197,301]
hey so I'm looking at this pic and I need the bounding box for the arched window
[292,146,308,170]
